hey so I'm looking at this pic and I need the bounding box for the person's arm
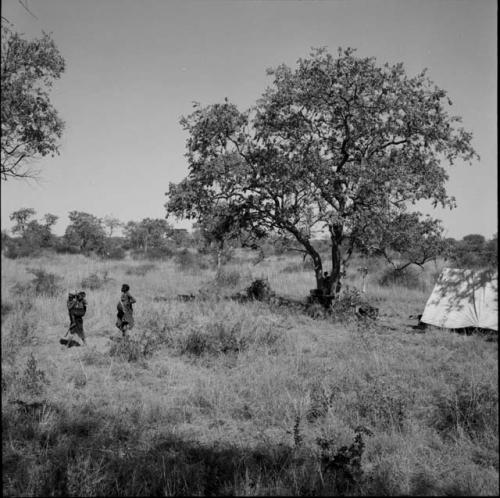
[129,294,136,304]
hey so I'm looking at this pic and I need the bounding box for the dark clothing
[116,291,136,334]
[67,297,87,343]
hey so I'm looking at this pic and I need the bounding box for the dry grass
[1,252,498,496]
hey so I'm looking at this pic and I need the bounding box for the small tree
[166,48,477,298]
[9,207,36,236]
[103,215,123,237]
[1,21,65,180]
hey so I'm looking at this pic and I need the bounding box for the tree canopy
[1,21,65,180]
[64,211,106,253]
[167,47,477,295]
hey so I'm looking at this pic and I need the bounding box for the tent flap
[420,268,498,331]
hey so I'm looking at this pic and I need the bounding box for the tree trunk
[328,226,343,297]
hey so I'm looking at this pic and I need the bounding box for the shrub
[245,278,274,300]
[26,268,63,296]
[55,242,81,254]
[108,317,172,362]
[105,245,126,260]
[20,353,48,397]
[330,285,365,321]
[81,271,112,290]
[316,426,373,495]
[125,263,156,276]
[378,266,426,290]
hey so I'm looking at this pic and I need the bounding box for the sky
[1,0,497,239]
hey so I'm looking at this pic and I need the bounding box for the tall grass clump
[10,268,63,297]
[81,271,113,290]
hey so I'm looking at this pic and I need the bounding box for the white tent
[420,268,498,331]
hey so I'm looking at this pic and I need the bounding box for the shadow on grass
[2,399,382,496]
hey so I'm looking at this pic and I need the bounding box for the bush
[378,266,426,290]
[4,240,41,259]
[20,353,48,397]
[23,268,62,296]
[105,245,126,260]
[245,279,274,300]
[330,286,364,320]
[55,242,81,254]
[81,271,112,290]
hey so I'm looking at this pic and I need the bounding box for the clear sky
[1,0,497,239]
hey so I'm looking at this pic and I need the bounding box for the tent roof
[420,268,498,331]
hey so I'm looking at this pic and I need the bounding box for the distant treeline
[1,208,497,270]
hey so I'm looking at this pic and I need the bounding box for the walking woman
[67,291,87,345]
[116,284,136,336]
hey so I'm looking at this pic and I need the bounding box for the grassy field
[1,252,498,496]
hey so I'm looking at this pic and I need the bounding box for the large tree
[166,48,477,297]
[1,21,65,180]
